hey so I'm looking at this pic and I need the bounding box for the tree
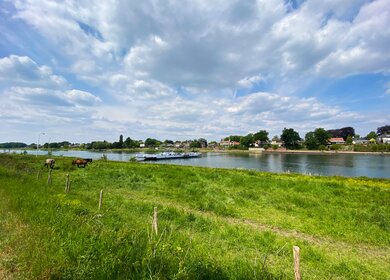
[0,142,27,148]
[327,127,355,140]
[124,137,138,148]
[305,131,318,150]
[198,138,208,148]
[145,138,161,147]
[163,140,174,145]
[377,125,390,136]
[225,135,241,142]
[240,134,254,148]
[190,140,201,148]
[366,131,377,140]
[346,135,353,145]
[280,128,301,149]
[314,128,331,146]
[253,130,269,143]
[119,134,123,148]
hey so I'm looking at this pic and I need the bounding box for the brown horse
[72,158,92,168]
[44,159,55,169]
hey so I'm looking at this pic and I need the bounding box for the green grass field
[0,154,389,279]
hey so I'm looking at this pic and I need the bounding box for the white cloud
[6,87,101,107]
[0,55,67,87]
[1,0,388,142]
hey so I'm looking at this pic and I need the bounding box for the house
[254,140,268,147]
[352,138,369,145]
[378,134,390,144]
[329,138,345,145]
[220,140,240,147]
[271,137,283,147]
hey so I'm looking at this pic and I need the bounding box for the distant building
[329,138,345,145]
[352,138,369,145]
[378,134,390,144]
[220,140,240,147]
[271,137,283,147]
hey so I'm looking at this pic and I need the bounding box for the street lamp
[36,132,45,157]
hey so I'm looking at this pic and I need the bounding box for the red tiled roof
[329,138,345,142]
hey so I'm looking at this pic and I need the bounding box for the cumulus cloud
[6,87,101,107]
[1,0,388,142]
[0,55,67,87]
[10,0,390,88]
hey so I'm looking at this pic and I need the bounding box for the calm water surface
[4,149,390,179]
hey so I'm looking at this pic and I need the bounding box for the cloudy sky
[0,0,389,144]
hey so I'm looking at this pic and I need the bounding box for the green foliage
[0,142,27,148]
[280,128,301,149]
[87,141,112,150]
[377,125,390,136]
[314,128,331,146]
[239,134,254,148]
[346,135,353,145]
[327,127,355,140]
[354,144,390,152]
[0,154,389,279]
[366,131,377,140]
[330,144,341,151]
[305,131,318,150]
[145,138,161,147]
[253,130,269,142]
[224,135,241,142]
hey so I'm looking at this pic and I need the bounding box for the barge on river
[136,152,200,161]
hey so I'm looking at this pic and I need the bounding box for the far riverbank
[201,148,390,156]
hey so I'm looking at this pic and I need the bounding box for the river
[3,149,390,179]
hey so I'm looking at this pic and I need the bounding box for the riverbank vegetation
[0,154,389,279]
[2,125,389,154]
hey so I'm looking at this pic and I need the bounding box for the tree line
[1,125,388,150]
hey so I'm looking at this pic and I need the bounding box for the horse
[72,158,92,168]
[44,159,55,169]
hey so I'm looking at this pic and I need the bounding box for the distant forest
[0,142,28,148]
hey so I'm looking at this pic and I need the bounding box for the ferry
[136,152,200,161]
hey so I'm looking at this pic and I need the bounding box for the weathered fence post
[293,246,301,280]
[98,189,103,210]
[37,170,41,179]
[47,169,52,185]
[152,207,158,235]
[65,174,70,193]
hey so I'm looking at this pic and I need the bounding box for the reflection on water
[4,149,390,179]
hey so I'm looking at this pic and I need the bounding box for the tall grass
[0,154,389,279]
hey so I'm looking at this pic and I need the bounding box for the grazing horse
[72,158,92,168]
[44,159,55,169]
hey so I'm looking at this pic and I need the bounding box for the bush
[330,144,341,151]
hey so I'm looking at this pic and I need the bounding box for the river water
[4,149,390,179]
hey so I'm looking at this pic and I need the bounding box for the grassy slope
[0,154,389,279]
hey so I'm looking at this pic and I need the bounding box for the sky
[0,0,389,144]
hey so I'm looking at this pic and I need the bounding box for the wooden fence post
[152,207,158,235]
[65,174,70,193]
[47,169,52,185]
[37,170,41,179]
[98,189,103,210]
[293,246,301,280]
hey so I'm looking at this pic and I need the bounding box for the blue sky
[0,0,389,143]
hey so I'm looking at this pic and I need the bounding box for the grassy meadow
[0,154,389,279]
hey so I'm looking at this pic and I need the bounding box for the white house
[378,134,390,144]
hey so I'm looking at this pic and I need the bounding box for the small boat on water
[136,152,200,161]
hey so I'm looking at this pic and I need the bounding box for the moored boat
[136,152,200,161]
